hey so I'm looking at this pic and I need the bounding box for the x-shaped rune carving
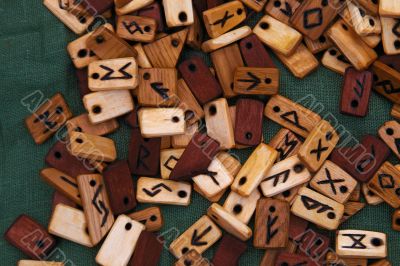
[212,11,234,28]
[310,139,328,161]
[341,234,367,249]
[316,168,345,195]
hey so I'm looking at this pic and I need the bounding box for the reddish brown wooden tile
[211,234,247,266]
[76,68,91,98]
[82,0,114,15]
[289,214,308,241]
[379,55,400,72]
[137,2,165,32]
[178,56,223,105]
[235,98,264,146]
[129,231,163,266]
[294,230,330,262]
[51,191,78,212]
[239,34,276,68]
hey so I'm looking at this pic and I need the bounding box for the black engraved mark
[280,2,293,17]
[191,226,212,246]
[303,8,323,29]
[316,168,345,195]
[375,80,400,94]
[34,107,62,134]
[137,144,150,170]
[266,214,279,244]
[341,234,367,249]
[280,111,307,131]
[301,195,334,213]
[164,155,179,171]
[60,176,78,188]
[264,169,290,187]
[205,170,219,186]
[212,11,234,28]
[143,183,172,197]
[378,173,395,189]
[238,72,261,91]
[392,20,400,38]
[277,134,299,161]
[310,139,328,161]
[91,184,109,227]
[139,219,148,224]
[150,82,170,100]
[353,74,366,99]
[99,62,133,80]
[123,21,144,35]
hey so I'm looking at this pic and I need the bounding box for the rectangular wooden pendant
[25,93,72,144]
[340,67,373,117]
[136,177,191,206]
[116,15,157,43]
[265,0,300,25]
[298,120,339,172]
[40,168,81,205]
[372,60,400,104]
[234,98,264,146]
[260,155,311,197]
[77,174,114,245]
[274,43,319,79]
[378,120,400,159]
[264,95,321,138]
[336,230,387,259]
[49,204,93,247]
[347,1,381,36]
[211,234,247,266]
[86,26,137,60]
[163,0,194,27]
[69,131,117,162]
[116,0,155,15]
[368,161,400,208]
[234,67,279,95]
[128,207,163,232]
[169,132,220,181]
[210,43,244,98]
[129,231,163,266]
[138,108,185,138]
[379,0,400,17]
[178,56,223,105]
[321,47,352,75]
[239,34,276,68]
[45,141,94,177]
[192,157,233,197]
[169,215,222,258]
[67,113,118,137]
[290,0,341,40]
[292,187,344,230]
[207,203,252,241]
[204,98,235,150]
[254,198,289,248]
[327,20,377,70]
[201,26,252,53]
[203,1,246,38]
[103,160,136,215]
[254,15,302,56]
[128,127,160,177]
[83,90,134,124]
[310,160,357,204]
[88,57,138,91]
[137,68,178,107]
[177,79,204,125]
[223,189,260,224]
[96,215,145,266]
[5,215,56,259]
[231,143,278,196]
[269,128,302,162]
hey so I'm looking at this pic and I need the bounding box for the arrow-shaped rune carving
[191,226,212,246]
[212,11,234,28]
[264,169,290,187]
[353,74,366,99]
[143,183,172,197]
[100,62,133,80]
[280,2,293,17]
[238,72,261,91]
[150,82,169,99]
[301,195,334,213]
[266,214,278,244]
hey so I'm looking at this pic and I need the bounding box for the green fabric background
[0,1,398,265]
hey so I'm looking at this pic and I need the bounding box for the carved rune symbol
[375,80,400,94]
[353,74,366,99]
[164,155,179,171]
[123,21,144,35]
[378,173,395,189]
[266,214,279,244]
[137,144,150,170]
[280,111,307,131]
[264,169,290,187]
[301,195,334,213]
[99,62,133,80]
[60,176,78,188]
[212,11,234,28]
[143,183,172,197]
[310,139,328,161]
[91,184,109,227]
[392,20,400,38]
[277,134,299,161]
[316,168,345,195]
[238,72,261,91]
[303,8,323,29]
[341,234,367,249]
[191,226,212,246]
[34,106,63,134]
[280,2,293,17]
[150,82,169,100]
[204,170,219,186]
